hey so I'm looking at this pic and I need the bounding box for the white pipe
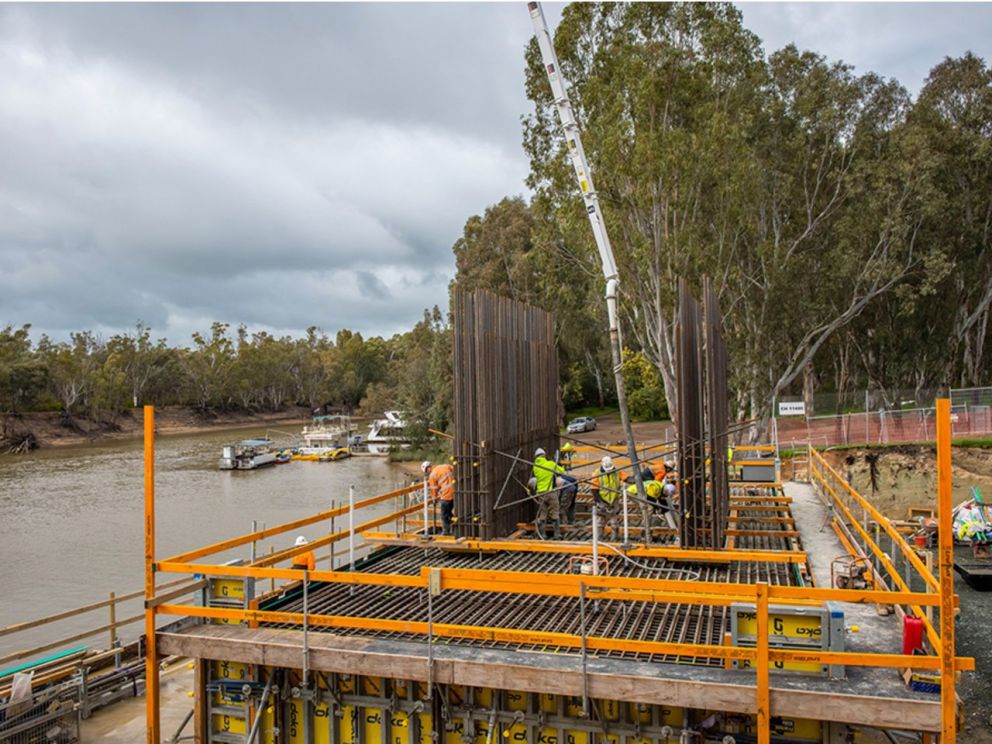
[423,479,430,539]
[605,279,620,334]
[591,506,600,576]
[348,485,355,571]
[622,489,630,545]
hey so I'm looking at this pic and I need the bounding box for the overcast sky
[2,3,990,346]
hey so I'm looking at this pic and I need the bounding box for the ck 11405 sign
[778,401,806,417]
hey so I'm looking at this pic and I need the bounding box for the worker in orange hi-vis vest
[422,460,455,535]
[291,535,316,571]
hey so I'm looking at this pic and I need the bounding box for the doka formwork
[139,403,973,744]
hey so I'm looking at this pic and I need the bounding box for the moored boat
[364,410,412,454]
[219,439,278,470]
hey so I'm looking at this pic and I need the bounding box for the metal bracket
[429,567,442,597]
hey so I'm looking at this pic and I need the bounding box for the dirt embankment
[1,405,315,451]
[817,444,992,516]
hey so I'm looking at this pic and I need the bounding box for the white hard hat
[421,461,432,473]
[534,448,545,457]
[295,536,308,546]
[601,456,614,472]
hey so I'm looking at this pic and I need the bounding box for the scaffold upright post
[756,581,770,744]
[936,398,956,743]
[144,405,160,744]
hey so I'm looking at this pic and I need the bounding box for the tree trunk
[802,360,815,418]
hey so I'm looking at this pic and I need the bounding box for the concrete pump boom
[527,1,648,542]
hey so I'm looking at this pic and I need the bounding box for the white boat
[301,415,353,450]
[365,410,413,454]
[219,439,278,470]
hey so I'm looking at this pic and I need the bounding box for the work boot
[553,519,562,540]
[536,520,545,538]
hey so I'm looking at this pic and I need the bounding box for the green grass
[777,436,992,459]
[950,436,992,448]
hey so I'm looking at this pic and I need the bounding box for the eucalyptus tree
[523,2,930,428]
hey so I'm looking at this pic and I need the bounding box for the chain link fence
[0,681,79,744]
[772,386,992,449]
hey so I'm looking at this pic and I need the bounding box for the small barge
[218,438,278,470]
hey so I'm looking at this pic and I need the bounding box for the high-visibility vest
[533,456,564,493]
[593,468,622,504]
[627,480,664,500]
[292,550,316,571]
[428,464,455,501]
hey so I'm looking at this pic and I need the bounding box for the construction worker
[591,456,623,531]
[291,536,316,571]
[662,481,678,508]
[533,447,564,539]
[625,478,665,502]
[422,460,455,536]
[556,445,578,527]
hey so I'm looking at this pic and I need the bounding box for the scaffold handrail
[808,447,939,592]
[162,481,423,565]
[809,454,942,651]
[154,556,952,611]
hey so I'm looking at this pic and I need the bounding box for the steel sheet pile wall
[677,277,731,548]
[704,276,730,547]
[452,289,559,539]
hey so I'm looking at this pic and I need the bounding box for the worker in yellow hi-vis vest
[533,448,564,539]
[591,457,623,532]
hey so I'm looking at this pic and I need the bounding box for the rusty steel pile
[677,277,731,549]
[452,288,559,539]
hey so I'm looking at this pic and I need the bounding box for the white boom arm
[527,1,648,542]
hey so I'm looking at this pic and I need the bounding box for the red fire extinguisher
[903,615,924,655]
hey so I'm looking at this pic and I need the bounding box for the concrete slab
[81,663,194,743]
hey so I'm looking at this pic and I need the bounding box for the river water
[0,428,415,659]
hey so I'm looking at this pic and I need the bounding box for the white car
[566,416,597,433]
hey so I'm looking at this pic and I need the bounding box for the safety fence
[140,400,973,744]
[776,399,992,449]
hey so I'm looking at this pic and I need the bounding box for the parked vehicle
[566,416,597,434]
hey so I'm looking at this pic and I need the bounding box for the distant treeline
[0,314,453,436]
[3,3,991,432]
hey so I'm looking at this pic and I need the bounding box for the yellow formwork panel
[736,609,824,642]
[209,579,245,625]
[737,656,826,674]
[212,711,246,736]
[211,659,249,682]
[722,713,822,741]
[249,670,843,744]
[210,579,245,600]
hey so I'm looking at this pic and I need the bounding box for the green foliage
[0,315,454,435]
[0,325,48,413]
[622,349,668,422]
[520,3,991,424]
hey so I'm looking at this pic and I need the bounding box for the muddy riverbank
[1,404,320,450]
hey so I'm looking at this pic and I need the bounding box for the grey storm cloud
[0,2,548,344]
[0,2,989,345]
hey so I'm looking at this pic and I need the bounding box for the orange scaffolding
[142,401,971,743]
